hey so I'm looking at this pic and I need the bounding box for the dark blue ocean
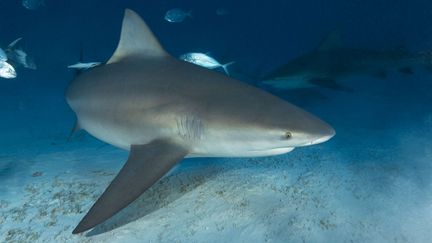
[0,0,431,242]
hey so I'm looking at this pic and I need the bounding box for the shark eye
[284,131,292,139]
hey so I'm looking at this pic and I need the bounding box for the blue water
[0,0,431,242]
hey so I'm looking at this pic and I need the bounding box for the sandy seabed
[0,127,430,243]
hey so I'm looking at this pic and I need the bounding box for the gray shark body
[263,32,428,90]
[66,9,335,234]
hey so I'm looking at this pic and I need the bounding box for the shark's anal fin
[72,139,188,234]
[107,9,167,64]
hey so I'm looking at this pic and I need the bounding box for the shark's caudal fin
[73,140,188,234]
[221,61,235,76]
[317,30,342,51]
[107,9,168,64]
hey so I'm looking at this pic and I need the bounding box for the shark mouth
[248,147,295,154]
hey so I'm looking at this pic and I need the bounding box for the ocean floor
[0,123,431,243]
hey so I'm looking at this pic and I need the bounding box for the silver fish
[22,0,44,10]
[164,8,192,23]
[216,8,229,16]
[0,62,17,79]
[8,37,22,48]
[179,52,234,75]
[11,49,36,69]
[6,38,37,70]
[0,48,6,62]
[68,62,101,70]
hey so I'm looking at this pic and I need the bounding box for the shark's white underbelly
[187,147,295,157]
[78,111,295,158]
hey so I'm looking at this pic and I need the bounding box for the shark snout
[303,121,335,146]
[287,110,335,147]
[310,127,335,145]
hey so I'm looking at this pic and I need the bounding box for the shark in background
[66,9,334,234]
[262,31,432,91]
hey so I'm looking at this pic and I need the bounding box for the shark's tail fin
[221,61,235,76]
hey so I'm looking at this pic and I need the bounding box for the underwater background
[0,0,431,242]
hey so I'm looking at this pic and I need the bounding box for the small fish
[0,62,17,79]
[179,52,234,75]
[8,37,22,49]
[22,0,44,10]
[216,8,229,16]
[11,49,36,69]
[164,8,192,23]
[0,48,6,62]
[6,38,37,70]
[68,62,101,70]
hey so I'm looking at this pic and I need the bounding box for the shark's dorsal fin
[107,9,167,64]
[317,30,342,51]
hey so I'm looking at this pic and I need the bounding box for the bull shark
[262,31,432,91]
[66,9,335,234]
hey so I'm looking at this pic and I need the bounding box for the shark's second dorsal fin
[107,9,167,64]
[317,30,342,51]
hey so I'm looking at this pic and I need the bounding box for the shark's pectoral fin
[72,139,189,234]
[308,77,353,92]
